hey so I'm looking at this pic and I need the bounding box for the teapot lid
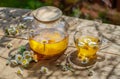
[32,6,62,22]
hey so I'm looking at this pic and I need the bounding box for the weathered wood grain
[0,7,120,79]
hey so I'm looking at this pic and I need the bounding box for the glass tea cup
[67,25,102,69]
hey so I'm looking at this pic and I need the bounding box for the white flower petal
[23,51,30,56]
[84,38,91,43]
[88,42,98,48]
[21,59,29,66]
[15,54,23,63]
[16,68,23,75]
[89,42,97,46]
[23,54,32,62]
[40,66,49,74]
[30,51,34,56]
[78,42,85,47]
[10,60,18,66]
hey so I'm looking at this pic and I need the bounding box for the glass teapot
[26,6,69,59]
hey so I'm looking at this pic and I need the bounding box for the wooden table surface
[0,7,120,79]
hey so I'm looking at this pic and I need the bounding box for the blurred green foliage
[0,0,120,25]
[0,0,47,9]
[0,0,82,16]
[98,11,111,23]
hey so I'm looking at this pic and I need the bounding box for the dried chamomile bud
[6,27,18,36]
[18,23,27,29]
[88,70,93,76]
[5,28,10,35]
[33,54,39,62]
[6,60,10,66]
[6,43,13,49]
[55,62,61,67]
[61,65,68,71]
[40,66,49,74]
[10,60,18,66]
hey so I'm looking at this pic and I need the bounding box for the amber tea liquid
[29,28,68,59]
[75,36,100,62]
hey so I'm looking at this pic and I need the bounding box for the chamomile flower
[23,51,30,56]
[21,59,29,67]
[88,42,98,49]
[84,37,91,43]
[78,42,85,47]
[15,54,23,63]
[29,51,34,57]
[88,42,97,47]
[6,27,18,36]
[40,66,49,74]
[23,54,32,62]
[16,67,23,75]
[84,38,91,43]
[10,60,18,66]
